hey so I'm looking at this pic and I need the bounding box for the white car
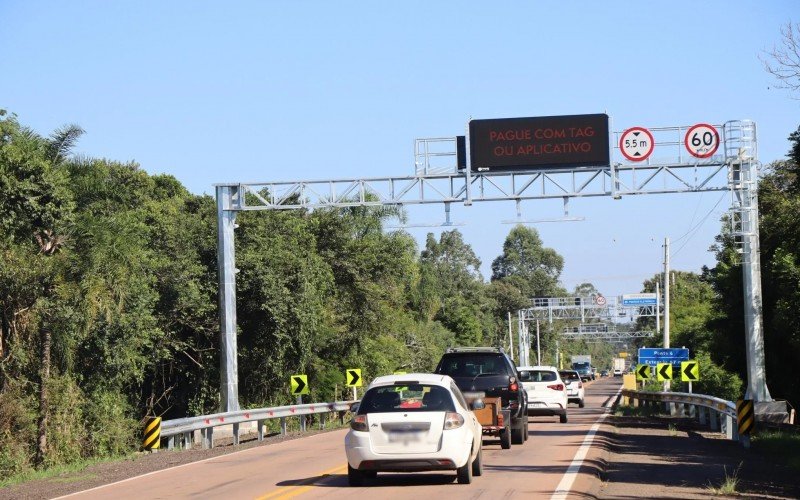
[517,366,569,423]
[344,373,484,486]
[558,369,585,408]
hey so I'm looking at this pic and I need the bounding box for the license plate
[529,402,545,407]
[388,431,423,443]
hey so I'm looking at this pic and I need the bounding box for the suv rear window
[559,371,580,381]
[436,354,508,377]
[358,384,456,414]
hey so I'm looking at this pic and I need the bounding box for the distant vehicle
[571,355,595,382]
[518,365,568,423]
[600,370,609,377]
[558,369,585,408]
[435,347,529,447]
[345,373,484,485]
[613,357,626,376]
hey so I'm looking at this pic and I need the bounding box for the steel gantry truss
[215,119,770,412]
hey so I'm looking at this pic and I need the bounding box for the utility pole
[663,237,670,392]
[655,281,660,335]
[507,311,514,361]
[536,319,541,366]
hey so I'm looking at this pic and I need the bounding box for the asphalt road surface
[60,377,623,500]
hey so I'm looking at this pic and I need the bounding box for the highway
[62,377,622,500]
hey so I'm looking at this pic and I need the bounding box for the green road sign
[681,360,700,382]
[290,374,309,395]
[656,363,673,381]
[635,364,651,381]
[346,369,362,387]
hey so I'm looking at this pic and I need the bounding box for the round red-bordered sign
[619,127,655,162]
[595,294,607,306]
[684,123,720,158]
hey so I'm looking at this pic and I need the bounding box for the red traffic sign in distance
[684,123,720,158]
[619,126,655,162]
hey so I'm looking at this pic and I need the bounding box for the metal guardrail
[621,389,747,445]
[158,400,357,450]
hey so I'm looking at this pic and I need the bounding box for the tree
[491,225,565,298]
[762,22,800,98]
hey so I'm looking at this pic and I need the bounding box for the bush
[0,382,37,480]
[43,375,86,467]
[83,390,137,457]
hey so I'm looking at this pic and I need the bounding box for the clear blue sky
[2,1,797,296]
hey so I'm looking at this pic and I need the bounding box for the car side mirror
[470,399,485,410]
[350,402,359,413]
[518,370,531,382]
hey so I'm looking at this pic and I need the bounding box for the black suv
[434,347,529,447]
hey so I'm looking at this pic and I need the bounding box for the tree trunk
[35,326,51,467]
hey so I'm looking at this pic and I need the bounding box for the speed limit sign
[684,123,720,158]
[595,294,607,306]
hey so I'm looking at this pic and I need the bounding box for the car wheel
[471,446,483,476]
[511,421,526,445]
[579,399,585,408]
[560,413,568,424]
[348,464,364,486]
[524,419,529,441]
[457,449,474,484]
[500,427,512,449]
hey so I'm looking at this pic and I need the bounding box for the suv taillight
[547,383,565,391]
[509,376,518,392]
[443,412,464,430]
[351,414,368,431]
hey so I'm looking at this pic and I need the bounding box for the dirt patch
[0,427,344,500]
[597,415,800,499]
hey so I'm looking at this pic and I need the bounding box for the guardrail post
[722,414,734,440]
[202,427,214,449]
[668,402,676,416]
[183,431,192,449]
[687,403,696,419]
[698,406,707,426]
[300,414,306,433]
[280,417,287,435]
[167,436,175,450]
[257,419,265,441]
[710,409,719,431]
[233,423,240,446]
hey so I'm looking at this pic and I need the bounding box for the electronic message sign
[468,113,610,172]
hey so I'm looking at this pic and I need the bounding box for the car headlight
[443,412,464,430]
[351,414,368,432]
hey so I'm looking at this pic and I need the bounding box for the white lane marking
[550,386,622,500]
[52,429,346,499]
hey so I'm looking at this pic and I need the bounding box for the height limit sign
[619,127,654,162]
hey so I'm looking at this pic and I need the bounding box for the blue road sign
[621,293,658,306]
[638,348,689,367]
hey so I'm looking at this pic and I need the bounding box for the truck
[571,355,594,381]
[613,357,626,376]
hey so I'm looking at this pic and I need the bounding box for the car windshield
[358,384,456,414]
[436,355,506,378]
[559,371,580,381]
[528,370,558,382]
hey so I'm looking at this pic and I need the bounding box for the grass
[706,462,742,495]
[613,404,663,417]
[667,423,679,436]
[0,453,138,489]
[752,429,800,471]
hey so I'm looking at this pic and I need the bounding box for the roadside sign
[595,294,607,306]
[656,363,673,381]
[619,352,628,358]
[736,399,754,435]
[346,369,363,387]
[638,347,689,367]
[684,123,720,158]
[636,364,651,381]
[681,360,700,382]
[621,293,658,306]
[290,374,309,395]
[468,113,610,172]
[619,126,655,162]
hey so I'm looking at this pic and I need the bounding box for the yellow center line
[255,464,348,500]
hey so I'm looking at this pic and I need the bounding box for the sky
[1,1,797,297]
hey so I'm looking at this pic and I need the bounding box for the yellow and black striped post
[143,416,161,451]
[736,399,754,436]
